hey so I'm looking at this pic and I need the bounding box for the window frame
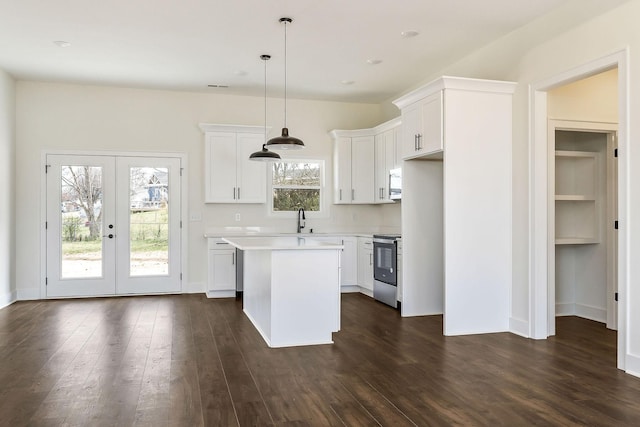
[267,158,328,218]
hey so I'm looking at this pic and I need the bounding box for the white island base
[223,237,342,348]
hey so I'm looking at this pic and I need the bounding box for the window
[270,160,324,214]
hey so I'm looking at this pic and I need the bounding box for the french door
[46,154,182,297]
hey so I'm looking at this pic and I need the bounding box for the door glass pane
[61,166,103,278]
[129,167,169,276]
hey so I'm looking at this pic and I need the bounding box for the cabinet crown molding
[329,116,401,139]
[199,123,271,134]
[392,76,517,110]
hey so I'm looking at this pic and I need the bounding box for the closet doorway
[550,121,617,335]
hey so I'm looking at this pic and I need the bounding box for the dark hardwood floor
[1,293,639,426]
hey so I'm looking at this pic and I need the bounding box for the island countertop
[222,236,344,251]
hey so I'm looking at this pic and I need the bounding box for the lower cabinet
[308,235,357,291]
[357,237,373,294]
[207,238,236,298]
[397,239,403,304]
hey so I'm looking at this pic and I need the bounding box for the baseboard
[340,285,360,293]
[575,304,606,323]
[625,353,640,379]
[184,282,205,294]
[509,317,529,338]
[555,302,575,316]
[358,287,373,298]
[205,290,235,298]
[556,302,606,323]
[0,289,17,309]
[17,288,40,301]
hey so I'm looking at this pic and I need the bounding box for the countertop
[222,236,344,251]
[203,227,399,239]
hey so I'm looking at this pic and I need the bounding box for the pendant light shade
[249,54,281,162]
[249,144,281,161]
[266,17,305,150]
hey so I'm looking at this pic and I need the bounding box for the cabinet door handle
[339,189,342,201]
[369,253,372,265]
[233,188,236,200]
[418,134,422,150]
[237,187,240,200]
[232,252,235,265]
[352,189,355,201]
[414,134,418,151]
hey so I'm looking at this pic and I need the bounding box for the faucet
[297,208,306,233]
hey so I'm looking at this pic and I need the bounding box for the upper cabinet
[374,119,401,203]
[330,117,401,205]
[394,77,516,161]
[200,124,269,204]
[401,91,443,159]
[331,133,375,204]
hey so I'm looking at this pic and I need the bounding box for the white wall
[0,68,16,308]
[15,82,387,297]
[548,68,618,122]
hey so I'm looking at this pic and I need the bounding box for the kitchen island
[222,236,343,348]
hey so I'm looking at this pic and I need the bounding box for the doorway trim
[39,149,188,299]
[529,48,628,371]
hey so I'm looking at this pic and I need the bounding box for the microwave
[389,168,402,200]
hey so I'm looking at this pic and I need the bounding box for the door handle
[103,234,114,239]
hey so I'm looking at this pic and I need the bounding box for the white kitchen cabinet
[340,236,358,289]
[207,238,236,298]
[200,124,268,203]
[374,126,399,203]
[397,239,403,304]
[401,91,443,160]
[331,117,400,205]
[310,235,358,291]
[331,133,375,204]
[357,237,373,294]
[394,76,516,335]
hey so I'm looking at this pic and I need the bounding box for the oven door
[373,240,397,285]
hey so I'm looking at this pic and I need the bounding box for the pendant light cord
[283,19,288,129]
[264,55,267,142]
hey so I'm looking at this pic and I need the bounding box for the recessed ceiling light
[53,40,71,48]
[207,84,229,88]
[401,30,419,38]
[341,80,355,85]
[366,59,382,65]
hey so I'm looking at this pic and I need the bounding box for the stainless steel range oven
[373,234,401,308]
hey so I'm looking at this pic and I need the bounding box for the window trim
[267,158,328,218]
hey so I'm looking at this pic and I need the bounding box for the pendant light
[250,54,281,162]
[266,17,305,150]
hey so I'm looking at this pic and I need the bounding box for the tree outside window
[271,161,322,212]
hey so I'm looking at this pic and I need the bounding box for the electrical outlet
[189,212,202,222]
[235,213,241,222]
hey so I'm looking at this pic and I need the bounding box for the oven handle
[373,238,397,245]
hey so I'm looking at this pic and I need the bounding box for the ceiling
[0,0,575,103]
